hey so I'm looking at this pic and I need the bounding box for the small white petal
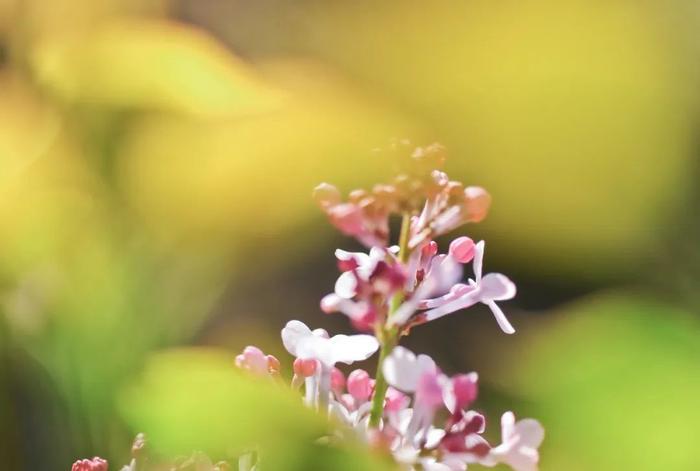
[486,301,516,335]
[473,240,485,282]
[281,320,313,356]
[327,334,379,365]
[335,271,358,299]
[501,411,516,442]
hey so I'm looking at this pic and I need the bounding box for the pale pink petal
[486,301,515,335]
[479,273,516,301]
[514,419,545,449]
[383,346,437,392]
[473,241,485,282]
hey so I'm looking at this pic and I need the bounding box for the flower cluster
[72,143,542,471]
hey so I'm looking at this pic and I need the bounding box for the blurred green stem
[368,213,411,427]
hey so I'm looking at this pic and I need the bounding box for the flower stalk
[369,212,411,427]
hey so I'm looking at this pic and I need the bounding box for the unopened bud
[347,369,372,402]
[266,355,280,374]
[449,237,475,263]
[293,358,318,377]
[464,186,491,223]
[313,183,341,208]
[331,367,346,394]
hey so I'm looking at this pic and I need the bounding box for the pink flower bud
[266,355,280,374]
[385,387,409,413]
[331,367,346,394]
[347,369,372,402]
[449,237,475,264]
[313,182,341,208]
[71,457,108,471]
[452,372,478,409]
[293,358,318,377]
[236,346,273,375]
[328,203,364,236]
[464,186,491,223]
[421,240,438,258]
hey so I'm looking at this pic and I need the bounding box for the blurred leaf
[30,20,283,117]
[499,294,700,470]
[119,348,394,470]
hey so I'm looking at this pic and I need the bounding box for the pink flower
[71,457,108,471]
[422,241,517,334]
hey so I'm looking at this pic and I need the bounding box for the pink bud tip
[266,355,280,373]
[385,387,409,413]
[293,358,318,377]
[421,240,438,258]
[347,369,372,402]
[331,367,346,393]
[452,372,478,408]
[449,236,475,263]
[71,457,108,471]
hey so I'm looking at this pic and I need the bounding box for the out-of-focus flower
[235,346,280,376]
[482,412,544,471]
[282,320,378,410]
[71,457,108,471]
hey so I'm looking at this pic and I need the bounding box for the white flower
[282,320,379,367]
[423,241,517,334]
[281,320,378,411]
[483,412,544,471]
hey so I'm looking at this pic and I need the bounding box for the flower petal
[486,301,516,334]
[479,273,516,301]
[514,419,545,449]
[473,240,485,282]
[383,346,437,392]
[281,320,313,357]
[327,334,379,365]
[335,271,358,299]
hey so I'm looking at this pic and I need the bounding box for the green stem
[368,213,411,427]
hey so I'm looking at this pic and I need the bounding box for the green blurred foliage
[496,294,700,470]
[120,348,395,470]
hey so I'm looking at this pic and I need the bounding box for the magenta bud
[328,204,364,235]
[449,237,475,264]
[293,358,317,377]
[72,457,108,471]
[347,369,372,401]
[452,372,478,409]
[331,367,346,394]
